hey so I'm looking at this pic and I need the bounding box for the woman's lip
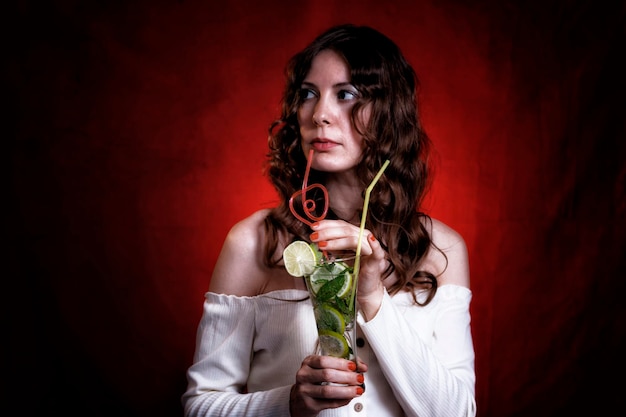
[311,139,338,151]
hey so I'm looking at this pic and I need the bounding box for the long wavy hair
[263,24,443,305]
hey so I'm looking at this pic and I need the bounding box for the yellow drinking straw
[352,160,390,300]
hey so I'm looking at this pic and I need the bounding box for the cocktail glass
[303,253,358,364]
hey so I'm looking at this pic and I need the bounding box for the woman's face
[297,49,370,174]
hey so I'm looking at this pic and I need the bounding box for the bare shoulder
[423,217,470,288]
[208,209,272,296]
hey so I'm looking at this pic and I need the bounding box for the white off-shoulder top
[182,285,476,417]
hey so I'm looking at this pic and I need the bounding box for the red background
[7,1,626,416]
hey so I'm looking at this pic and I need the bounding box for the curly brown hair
[263,24,443,306]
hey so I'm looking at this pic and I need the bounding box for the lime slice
[309,243,323,263]
[283,241,318,277]
[335,269,353,298]
[318,330,350,358]
[315,304,346,333]
[309,261,352,298]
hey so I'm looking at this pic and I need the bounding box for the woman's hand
[289,355,367,417]
[310,220,387,320]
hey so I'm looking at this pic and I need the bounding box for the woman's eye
[299,88,316,100]
[338,89,358,100]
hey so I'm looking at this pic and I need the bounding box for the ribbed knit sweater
[182,285,476,417]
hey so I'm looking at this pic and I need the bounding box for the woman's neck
[326,175,363,224]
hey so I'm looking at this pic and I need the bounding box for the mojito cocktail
[282,241,357,361]
[305,251,357,360]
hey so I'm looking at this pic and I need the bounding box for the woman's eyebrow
[300,81,354,89]
[334,81,355,89]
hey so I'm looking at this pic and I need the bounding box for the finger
[367,233,386,261]
[311,383,364,400]
[299,356,348,380]
[312,237,362,257]
[311,219,352,231]
[305,354,349,370]
[316,368,366,387]
[314,355,360,374]
[355,356,369,372]
[311,223,360,241]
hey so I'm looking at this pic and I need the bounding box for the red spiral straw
[289,149,329,257]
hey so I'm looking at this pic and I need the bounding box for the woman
[182,24,476,417]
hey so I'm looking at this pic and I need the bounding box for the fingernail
[356,387,364,396]
[368,234,376,242]
[318,241,327,248]
[347,361,356,371]
[356,374,364,384]
[310,232,319,240]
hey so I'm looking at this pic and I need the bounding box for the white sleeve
[181,294,292,417]
[357,285,476,417]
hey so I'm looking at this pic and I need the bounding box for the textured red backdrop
[7,1,626,416]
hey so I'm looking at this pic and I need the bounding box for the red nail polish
[310,232,319,240]
[369,234,376,242]
[357,374,364,383]
[356,387,364,396]
[318,241,327,248]
[347,362,356,371]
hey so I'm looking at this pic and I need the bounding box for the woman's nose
[312,98,332,126]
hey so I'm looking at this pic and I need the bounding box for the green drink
[304,252,357,362]
[282,241,358,363]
